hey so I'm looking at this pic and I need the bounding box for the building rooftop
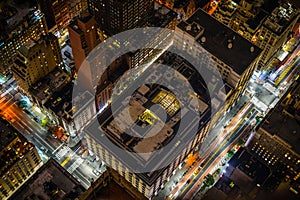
[0,118,35,175]
[229,148,271,186]
[149,2,177,27]
[94,179,135,200]
[177,9,262,75]
[216,0,237,16]
[9,158,85,200]
[85,51,216,185]
[44,82,94,123]
[261,79,300,154]
[30,68,71,105]
[245,10,268,30]
[0,6,42,42]
[68,13,95,35]
[17,39,36,57]
[18,33,57,57]
[263,2,299,35]
[173,0,191,9]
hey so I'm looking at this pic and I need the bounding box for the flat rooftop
[261,80,300,154]
[229,148,271,186]
[68,13,94,35]
[263,2,299,35]
[246,10,268,30]
[10,158,85,200]
[149,2,177,27]
[44,82,94,123]
[85,52,213,185]
[94,180,135,200]
[30,68,71,105]
[177,9,262,75]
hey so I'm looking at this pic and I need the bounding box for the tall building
[246,78,300,189]
[252,2,299,69]
[88,0,153,36]
[85,57,214,198]
[68,0,88,19]
[175,9,262,123]
[156,0,196,20]
[0,8,47,74]
[0,118,42,199]
[10,158,85,200]
[173,0,196,20]
[12,33,63,92]
[93,2,177,109]
[212,0,299,69]
[156,0,174,9]
[37,0,71,32]
[44,82,96,136]
[68,13,98,72]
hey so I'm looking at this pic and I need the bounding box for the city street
[154,36,300,199]
[0,80,103,189]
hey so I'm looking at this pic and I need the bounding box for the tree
[203,174,214,187]
[226,150,235,159]
[237,139,244,146]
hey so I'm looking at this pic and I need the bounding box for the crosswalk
[251,96,268,112]
[56,145,71,160]
[67,157,84,174]
[263,82,280,96]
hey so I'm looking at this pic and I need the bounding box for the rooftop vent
[250,46,255,52]
[186,25,191,31]
[200,36,206,43]
[227,43,233,49]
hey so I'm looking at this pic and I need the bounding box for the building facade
[93,2,177,110]
[175,9,262,124]
[43,82,96,136]
[0,118,42,199]
[0,9,47,74]
[12,33,63,92]
[253,3,299,69]
[68,13,98,72]
[246,78,300,187]
[88,0,153,36]
[212,0,299,69]
[68,0,88,19]
[37,0,71,32]
[85,52,221,198]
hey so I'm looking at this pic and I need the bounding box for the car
[200,162,206,167]
[24,109,32,115]
[33,117,41,123]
